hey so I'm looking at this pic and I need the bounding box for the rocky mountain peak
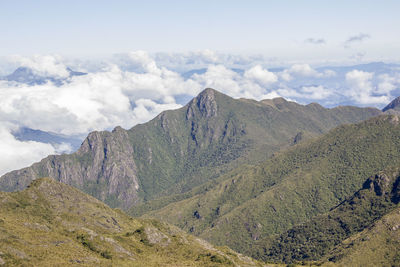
[186,88,218,119]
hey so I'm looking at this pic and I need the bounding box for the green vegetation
[0,178,265,266]
[252,167,400,263]
[327,204,400,266]
[140,115,400,259]
[128,90,380,203]
[2,89,399,266]
[0,88,381,210]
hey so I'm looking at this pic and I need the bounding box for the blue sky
[1,0,399,62]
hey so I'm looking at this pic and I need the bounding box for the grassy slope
[0,89,381,210]
[0,178,268,267]
[142,115,400,256]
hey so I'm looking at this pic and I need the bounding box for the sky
[0,1,400,176]
[1,0,399,62]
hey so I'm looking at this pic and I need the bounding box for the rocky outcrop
[0,126,139,209]
[186,88,218,119]
[364,173,392,195]
[383,96,400,112]
[363,171,400,203]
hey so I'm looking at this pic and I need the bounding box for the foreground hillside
[0,178,265,266]
[140,115,400,258]
[252,166,400,264]
[0,88,381,210]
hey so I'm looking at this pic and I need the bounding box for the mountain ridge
[139,114,400,258]
[2,66,86,85]
[0,88,382,210]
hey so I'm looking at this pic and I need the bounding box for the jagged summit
[382,96,400,112]
[198,87,218,96]
[186,88,219,119]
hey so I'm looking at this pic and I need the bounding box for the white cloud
[192,65,242,97]
[300,85,333,99]
[0,57,193,135]
[260,91,282,99]
[279,64,335,81]
[132,99,181,123]
[0,124,56,176]
[345,70,389,104]
[151,51,280,73]
[289,64,321,77]
[377,74,398,94]
[276,85,333,100]
[8,54,70,78]
[192,64,276,100]
[126,50,162,74]
[346,70,373,90]
[53,142,73,154]
[244,65,278,87]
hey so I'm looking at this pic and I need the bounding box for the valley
[1,89,399,266]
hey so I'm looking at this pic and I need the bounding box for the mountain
[12,127,83,152]
[0,177,264,266]
[382,96,400,112]
[0,88,381,210]
[2,67,86,85]
[139,115,400,257]
[252,166,400,264]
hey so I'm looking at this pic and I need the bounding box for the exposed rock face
[0,126,139,209]
[186,88,218,119]
[365,173,392,195]
[362,171,400,203]
[383,96,400,112]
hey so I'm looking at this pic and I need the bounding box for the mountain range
[139,114,400,257]
[1,67,86,85]
[1,88,400,265]
[12,126,83,152]
[0,88,381,209]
